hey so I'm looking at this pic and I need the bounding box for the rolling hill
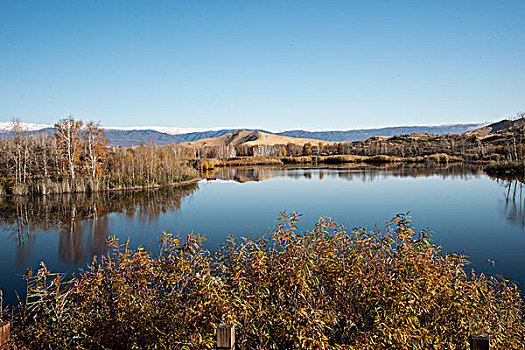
[182,130,328,147]
[465,117,525,136]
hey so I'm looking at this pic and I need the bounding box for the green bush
[7,214,525,349]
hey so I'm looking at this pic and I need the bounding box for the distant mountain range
[274,124,486,141]
[0,121,486,146]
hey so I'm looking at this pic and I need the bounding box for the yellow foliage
[9,214,525,349]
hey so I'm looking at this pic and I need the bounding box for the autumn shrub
[464,153,481,161]
[0,177,14,197]
[224,157,283,166]
[481,154,505,162]
[424,153,451,164]
[318,155,364,164]
[364,155,402,163]
[7,214,525,349]
[406,156,425,163]
[280,156,314,164]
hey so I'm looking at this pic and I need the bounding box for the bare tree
[82,121,108,179]
[55,117,84,180]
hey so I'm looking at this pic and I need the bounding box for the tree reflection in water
[0,184,198,265]
[206,163,485,183]
[207,164,525,230]
[496,177,525,229]
[1,165,523,267]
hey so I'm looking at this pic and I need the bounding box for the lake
[1,164,524,305]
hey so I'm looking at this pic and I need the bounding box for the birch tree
[82,121,108,179]
[55,117,83,180]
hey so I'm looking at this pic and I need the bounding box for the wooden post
[469,333,489,350]
[0,322,10,350]
[216,323,235,350]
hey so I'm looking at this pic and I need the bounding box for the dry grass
[224,157,283,166]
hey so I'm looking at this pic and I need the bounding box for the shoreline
[0,176,201,198]
[101,177,201,193]
[191,154,486,170]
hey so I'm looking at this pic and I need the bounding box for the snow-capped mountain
[0,121,486,146]
[0,122,229,135]
[0,121,53,132]
[107,126,241,135]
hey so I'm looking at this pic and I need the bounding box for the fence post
[216,323,235,350]
[0,322,9,350]
[469,333,489,350]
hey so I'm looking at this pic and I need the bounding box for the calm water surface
[1,165,524,305]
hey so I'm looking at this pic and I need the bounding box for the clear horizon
[0,119,489,134]
[1,1,524,129]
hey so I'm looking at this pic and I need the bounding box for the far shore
[191,153,480,169]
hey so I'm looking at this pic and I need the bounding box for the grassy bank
[3,213,524,349]
[0,172,198,197]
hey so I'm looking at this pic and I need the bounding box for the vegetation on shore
[189,153,465,170]
[485,160,525,178]
[190,153,467,170]
[3,213,524,349]
[184,114,525,172]
[2,114,524,194]
[0,118,197,197]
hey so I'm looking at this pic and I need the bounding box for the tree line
[183,132,524,161]
[0,117,196,196]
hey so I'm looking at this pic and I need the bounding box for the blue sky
[1,0,524,130]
